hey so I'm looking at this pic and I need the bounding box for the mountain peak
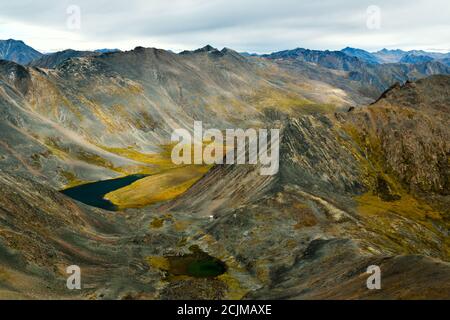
[3,39,24,44]
[194,45,219,53]
[399,53,434,64]
[373,74,450,112]
[0,39,43,65]
[28,49,101,69]
[377,48,405,54]
[129,46,172,56]
[341,47,380,64]
[179,45,221,55]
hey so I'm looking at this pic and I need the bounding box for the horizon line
[2,38,450,55]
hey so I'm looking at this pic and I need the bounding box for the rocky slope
[28,49,101,69]
[159,75,450,299]
[0,45,358,189]
[0,43,449,299]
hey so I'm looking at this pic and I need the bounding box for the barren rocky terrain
[0,44,449,299]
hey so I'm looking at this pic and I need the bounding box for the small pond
[165,246,227,278]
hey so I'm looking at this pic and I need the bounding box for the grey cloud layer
[0,0,449,52]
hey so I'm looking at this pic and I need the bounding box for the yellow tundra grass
[104,165,211,209]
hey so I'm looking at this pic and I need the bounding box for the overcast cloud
[0,0,449,53]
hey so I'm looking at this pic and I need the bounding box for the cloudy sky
[1,0,449,53]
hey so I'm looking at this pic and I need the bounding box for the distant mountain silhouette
[0,39,43,64]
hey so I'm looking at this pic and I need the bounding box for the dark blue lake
[60,174,147,211]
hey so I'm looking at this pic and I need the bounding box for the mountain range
[0,39,449,299]
[0,39,121,67]
[2,38,449,68]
